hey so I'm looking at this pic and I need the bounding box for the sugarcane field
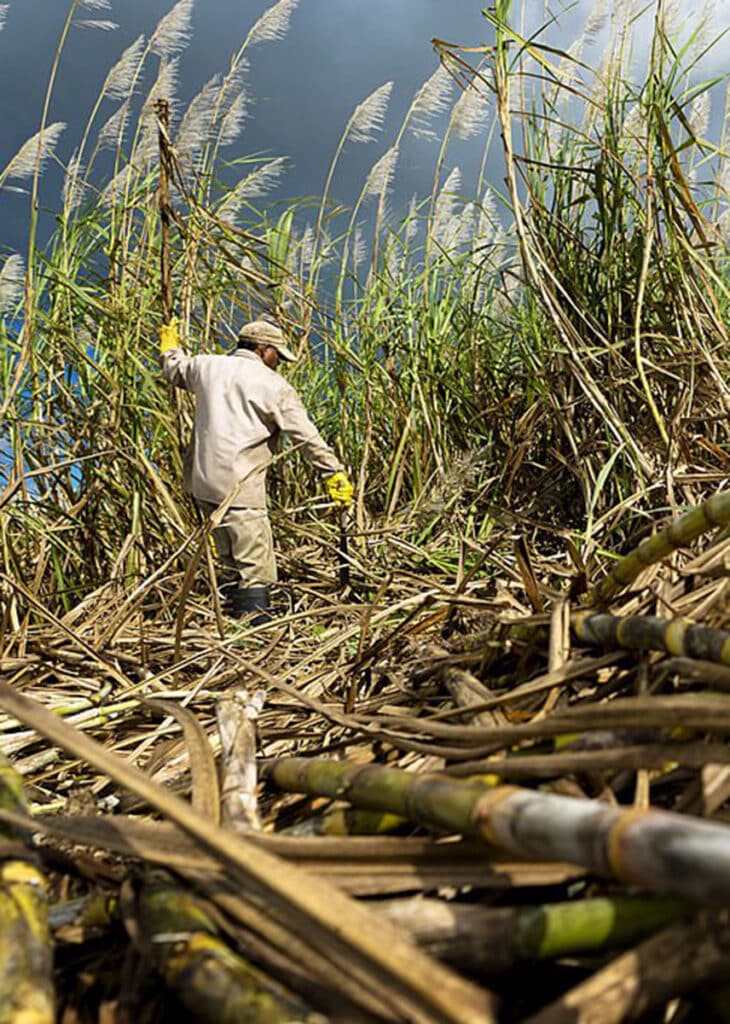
[5,0,730,1021]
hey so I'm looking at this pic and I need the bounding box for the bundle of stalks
[1,483,730,1019]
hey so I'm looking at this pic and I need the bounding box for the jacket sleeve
[160,348,199,392]
[275,385,344,475]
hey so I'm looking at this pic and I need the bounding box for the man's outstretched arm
[276,387,354,507]
[158,318,197,391]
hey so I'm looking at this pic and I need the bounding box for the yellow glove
[158,317,180,353]
[325,471,354,508]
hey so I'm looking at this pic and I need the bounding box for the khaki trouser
[198,502,277,587]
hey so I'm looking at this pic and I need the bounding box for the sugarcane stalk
[285,807,405,837]
[129,878,318,1024]
[378,895,688,973]
[338,507,350,590]
[0,754,53,1024]
[216,690,264,833]
[265,755,730,905]
[524,909,730,1024]
[155,98,173,325]
[572,609,730,666]
[591,488,730,606]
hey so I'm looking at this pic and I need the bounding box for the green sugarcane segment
[267,758,489,836]
[0,861,54,1024]
[572,610,730,666]
[267,756,730,905]
[592,489,730,605]
[381,895,687,970]
[287,807,406,837]
[136,882,316,1024]
[515,896,688,960]
[0,756,54,1024]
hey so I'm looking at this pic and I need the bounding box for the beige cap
[237,320,297,362]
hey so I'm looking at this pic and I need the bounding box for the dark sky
[1,1,721,257]
[0,0,503,253]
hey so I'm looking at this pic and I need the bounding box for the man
[158,317,353,619]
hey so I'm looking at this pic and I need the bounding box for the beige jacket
[162,347,344,508]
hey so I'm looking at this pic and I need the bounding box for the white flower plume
[103,35,145,101]
[248,0,298,47]
[352,224,367,276]
[431,166,463,250]
[151,0,194,60]
[475,187,497,243]
[234,157,287,198]
[219,88,251,147]
[63,150,85,215]
[218,157,288,224]
[405,194,419,243]
[101,164,132,206]
[350,81,393,144]
[363,145,398,199]
[75,20,119,31]
[451,81,490,141]
[0,254,24,311]
[80,0,112,8]
[689,91,711,138]
[176,74,221,166]
[138,59,179,161]
[0,6,9,32]
[410,66,453,141]
[1,122,66,183]
[98,102,130,151]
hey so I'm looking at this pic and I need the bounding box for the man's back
[162,347,342,507]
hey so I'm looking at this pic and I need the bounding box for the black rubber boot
[231,585,271,625]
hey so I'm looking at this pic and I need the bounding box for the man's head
[237,320,297,369]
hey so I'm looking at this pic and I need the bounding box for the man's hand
[158,317,180,353]
[325,471,354,508]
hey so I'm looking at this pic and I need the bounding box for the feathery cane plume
[687,0,717,62]
[431,166,462,249]
[103,35,145,101]
[689,91,711,139]
[621,102,645,151]
[218,87,251,146]
[0,255,24,312]
[350,81,394,143]
[363,145,399,199]
[79,0,112,8]
[150,0,194,60]
[476,187,497,244]
[98,102,131,152]
[451,81,490,141]
[63,150,85,216]
[143,59,179,117]
[662,0,682,35]
[299,223,314,274]
[352,224,367,276]
[233,156,288,198]
[218,157,288,224]
[176,74,221,167]
[248,0,299,47]
[405,194,419,242]
[584,0,610,43]
[0,123,66,184]
[410,65,454,141]
[101,163,132,206]
[0,6,10,31]
[75,19,119,30]
[138,59,179,161]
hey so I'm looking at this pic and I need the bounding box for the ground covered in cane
[3,0,730,1021]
